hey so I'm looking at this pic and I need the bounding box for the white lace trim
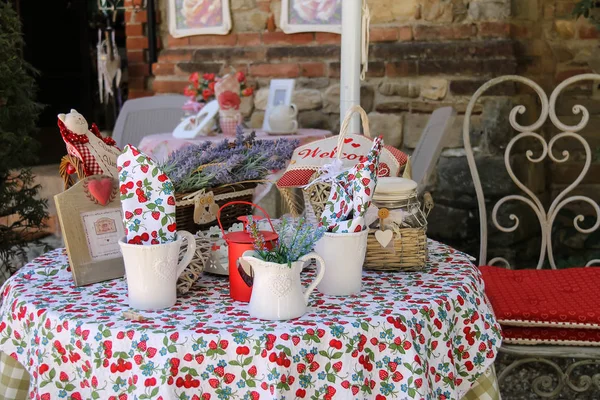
[499,318,600,330]
[176,189,255,207]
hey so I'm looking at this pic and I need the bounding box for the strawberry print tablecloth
[0,240,501,400]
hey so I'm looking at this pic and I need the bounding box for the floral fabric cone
[118,144,177,245]
[320,136,384,233]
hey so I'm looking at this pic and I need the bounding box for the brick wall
[122,0,600,264]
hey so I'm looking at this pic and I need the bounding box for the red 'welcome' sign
[277,134,408,188]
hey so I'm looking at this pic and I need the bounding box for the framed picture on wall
[263,79,295,132]
[280,0,342,34]
[169,0,232,38]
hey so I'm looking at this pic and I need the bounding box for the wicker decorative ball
[176,236,212,295]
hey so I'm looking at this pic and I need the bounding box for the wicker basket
[60,155,86,190]
[364,227,428,271]
[176,182,257,233]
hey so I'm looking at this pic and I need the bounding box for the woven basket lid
[374,177,417,201]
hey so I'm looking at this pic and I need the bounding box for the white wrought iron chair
[464,74,600,398]
[113,95,188,148]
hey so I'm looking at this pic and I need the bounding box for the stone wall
[122,0,600,265]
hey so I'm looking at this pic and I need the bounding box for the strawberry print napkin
[320,136,383,233]
[118,145,177,245]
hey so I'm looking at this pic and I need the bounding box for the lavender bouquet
[161,125,298,193]
[246,216,325,266]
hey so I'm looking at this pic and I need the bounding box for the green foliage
[573,0,600,29]
[0,2,48,278]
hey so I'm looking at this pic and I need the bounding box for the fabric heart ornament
[375,230,394,248]
[87,177,115,206]
[117,144,177,245]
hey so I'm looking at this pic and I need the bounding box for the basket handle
[335,105,373,161]
[216,201,276,237]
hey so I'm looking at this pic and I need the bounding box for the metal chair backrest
[113,95,188,148]
[411,106,456,193]
[463,74,600,269]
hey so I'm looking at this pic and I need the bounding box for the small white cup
[268,104,298,133]
[314,229,369,296]
[119,231,196,310]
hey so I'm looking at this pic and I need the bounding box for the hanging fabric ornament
[97,29,122,104]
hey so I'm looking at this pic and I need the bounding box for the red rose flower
[235,71,245,83]
[202,89,214,101]
[184,87,196,98]
[218,90,241,110]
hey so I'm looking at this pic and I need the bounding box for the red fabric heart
[351,143,360,148]
[88,178,114,206]
[343,138,353,144]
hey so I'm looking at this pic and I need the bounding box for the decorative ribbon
[301,159,349,190]
[360,0,371,81]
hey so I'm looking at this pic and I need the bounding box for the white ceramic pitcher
[240,251,325,320]
[119,231,196,310]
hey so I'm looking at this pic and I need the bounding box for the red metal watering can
[217,201,278,303]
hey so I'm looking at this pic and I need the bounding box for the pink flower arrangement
[184,71,253,103]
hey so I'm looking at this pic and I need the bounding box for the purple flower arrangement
[162,125,298,192]
[246,215,325,266]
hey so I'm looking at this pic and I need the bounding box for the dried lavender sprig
[161,128,298,192]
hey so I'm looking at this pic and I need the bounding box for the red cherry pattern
[119,144,177,245]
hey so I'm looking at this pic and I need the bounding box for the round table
[0,241,501,400]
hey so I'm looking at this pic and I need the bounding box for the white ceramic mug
[268,104,298,133]
[119,231,196,310]
[314,229,369,296]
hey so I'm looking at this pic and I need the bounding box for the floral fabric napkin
[320,136,383,233]
[118,145,177,245]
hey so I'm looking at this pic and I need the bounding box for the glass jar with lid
[372,177,428,231]
[365,177,431,271]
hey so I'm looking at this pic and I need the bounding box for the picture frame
[262,79,296,132]
[172,100,220,139]
[169,0,232,38]
[54,175,126,286]
[280,0,342,34]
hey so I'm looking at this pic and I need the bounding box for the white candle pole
[340,0,362,134]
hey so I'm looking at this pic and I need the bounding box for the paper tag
[384,231,397,254]
[86,133,120,178]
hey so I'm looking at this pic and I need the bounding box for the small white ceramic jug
[268,104,298,134]
[240,251,325,320]
[314,229,368,296]
[119,231,196,310]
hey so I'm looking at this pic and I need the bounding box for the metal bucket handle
[216,201,276,237]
